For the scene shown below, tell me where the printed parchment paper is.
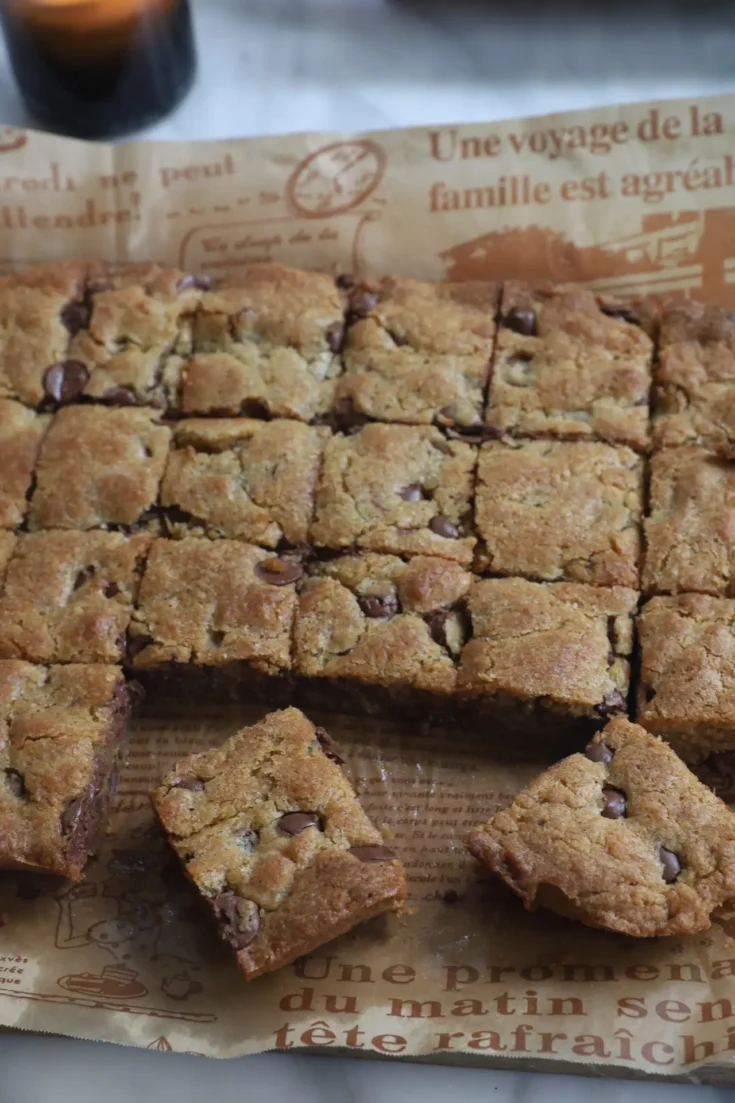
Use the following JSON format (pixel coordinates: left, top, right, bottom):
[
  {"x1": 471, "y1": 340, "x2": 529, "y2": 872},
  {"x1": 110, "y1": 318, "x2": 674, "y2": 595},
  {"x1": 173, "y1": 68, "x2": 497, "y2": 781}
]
[{"x1": 1, "y1": 92, "x2": 735, "y2": 1082}]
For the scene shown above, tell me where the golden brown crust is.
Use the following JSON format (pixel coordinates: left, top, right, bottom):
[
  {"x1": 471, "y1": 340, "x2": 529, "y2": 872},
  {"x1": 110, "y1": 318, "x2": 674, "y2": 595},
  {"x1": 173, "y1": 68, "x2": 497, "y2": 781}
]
[
  {"x1": 294, "y1": 553, "x2": 471, "y2": 692},
  {"x1": 474, "y1": 439, "x2": 643, "y2": 587},
  {"x1": 311, "y1": 423, "x2": 477, "y2": 563},
  {"x1": 459, "y1": 578, "x2": 636, "y2": 714},
  {"x1": 180, "y1": 264, "x2": 346, "y2": 420},
  {"x1": 467, "y1": 718, "x2": 735, "y2": 937},
  {"x1": 151, "y1": 707, "x2": 406, "y2": 980},
  {"x1": 0, "y1": 531, "x2": 151, "y2": 664},
  {"x1": 129, "y1": 538, "x2": 297, "y2": 672},
  {"x1": 0, "y1": 661, "x2": 130, "y2": 879},
  {"x1": 0, "y1": 400, "x2": 50, "y2": 528},
  {"x1": 637, "y1": 594, "x2": 735, "y2": 760},
  {"x1": 486, "y1": 282, "x2": 653, "y2": 451},
  {"x1": 161, "y1": 419, "x2": 329, "y2": 545},
  {"x1": 643, "y1": 447, "x2": 735, "y2": 596},
  {"x1": 27, "y1": 406, "x2": 170, "y2": 531},
  {"x1": 653, "y1": 300, "x2": 735, "y2": 455}
]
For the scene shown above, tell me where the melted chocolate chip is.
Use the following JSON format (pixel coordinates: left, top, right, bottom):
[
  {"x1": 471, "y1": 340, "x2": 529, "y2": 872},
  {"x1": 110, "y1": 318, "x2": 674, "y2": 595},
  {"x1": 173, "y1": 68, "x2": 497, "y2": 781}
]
[
  {"x1": 429, "y1": 515, "x2": 459, "y2": 539},
  {"x1": 336, "y1": 273, "x2": 356, "y2": 291},
  {"x1": 278, "y1": 811, "x2": 322, "y2": 836},
  {"x1": 398, "y1": 484, "x2": 423, "y2": 502},
  {"x1": 585, "y1": 741, "x2": 614, "y2": 764},
  {"x1": 349, "y1": 845, "x2": 397, "y2": 862},
  {"x1": 43, "y1": 360, "x2": 89, "y2": 404},
  {"x1": 212, "y1": 892, "x2": 261, "y2": 949},
  {"x1": 104, "y1": 581, "x2": 121, "y2": 598},
  {"x1": 425, "y1": 609, "x2": 450, "y2": 648},
  {"x1": 73, "y1": 565, "x2": 96, "y2": 590},
  {"x1": 334, "y1": 397, "x2": 370, "y2": 434},
  {"x1": 4, "y1": 767, "x2": 26, "y2": 798},
  {"x1": 659, "y1": 846, "x2": 681, "y2": 884},
  {"x1": 173, "y1": 777, "x2": 205, "y2": 792},
  {"x1": 326, "y1": 322, "x2": 345, "y2": 353},
  {"x1": 254, "y1": 557, "x2": 303, "y2": 586},
  {"x1": 504, "y1": 305, "x2": 537, "y2": 336},
  {"x1": 601, "y1": 786, "x2": 627, "y2": 820},
  {"x1": 102, "y1": 385, "x2": 138, "y2": 407},
  {"x1": 177, "y1": 273, "x2": 212, "y2": 292},
  {"x1": 348, "y1": 290, "x2": 378, "y2": 319},
  {"x1": 358, "y1": 593, "x2": 399, "y2": 619},
  {"x1": 315, "y1": 726, "x2": 344, "y2": 765},
  {"x1": 597, "y1": 688, "x2": 626, "y2": 717},
  {"x1": 60, "y1": 299, "x2": 92, "y2": 336},
  {"x1": 600, "y1": 302, "x2": 640, "y2": 326}
]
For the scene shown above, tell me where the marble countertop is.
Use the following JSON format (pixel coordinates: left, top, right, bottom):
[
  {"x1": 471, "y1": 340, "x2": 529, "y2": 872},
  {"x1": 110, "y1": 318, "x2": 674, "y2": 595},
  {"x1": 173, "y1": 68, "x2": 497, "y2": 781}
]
[{"x1": 0, "y1": 1, "x2": 734, "y2": 1099}]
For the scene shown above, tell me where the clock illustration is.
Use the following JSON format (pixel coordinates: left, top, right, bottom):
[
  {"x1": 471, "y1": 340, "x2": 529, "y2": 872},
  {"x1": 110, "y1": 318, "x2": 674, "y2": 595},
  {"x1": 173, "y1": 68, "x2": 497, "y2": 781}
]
[{"x1": 286, "y1": 139, "x2": 386, "y2": 219}]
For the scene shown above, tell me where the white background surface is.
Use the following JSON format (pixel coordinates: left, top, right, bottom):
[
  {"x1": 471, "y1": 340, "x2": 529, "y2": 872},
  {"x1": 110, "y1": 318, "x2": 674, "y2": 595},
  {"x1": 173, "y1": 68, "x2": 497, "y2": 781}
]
[{"x1": 0, "y1": 1, "x2": 735, "y2": 1099}]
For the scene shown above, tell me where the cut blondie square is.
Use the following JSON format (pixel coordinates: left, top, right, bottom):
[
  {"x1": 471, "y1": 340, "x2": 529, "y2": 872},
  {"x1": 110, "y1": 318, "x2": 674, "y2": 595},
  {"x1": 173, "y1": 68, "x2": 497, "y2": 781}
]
[
  {"x1": 652, "y1": 300, "x2": 735, "y2": 455},
  {"x1": 637, "y1": 593, "x2": 735, "y2": 761},
  {"x1": 457, "y1": 578, "x2": 637, "y2": 752},
  {"x1": 177, "y1": 264, "x2": 347, "y2": 421},
  {"x1": 311, "y1": 422, "x2": 477, "y2": 563},
  {"x1": 467, "y1": 719, "x2": 735, "y2": 937},
  {"x1": 0, "y1": 661, "x2": 133, "y2": 879},
  {"x1": 335, "y1": 276, "x2": 498, "y2": 431},
  {"x1": 294, "y1": 552, "x2": 471, "y2": 714},
  {"x1": 0, "y1": 531, "x2": 151, "y2": 664},
  {"x1": 474, "y1": 439, "x2": 643, "y2": 587},
  {"x1": 160, "y1": 418, "x2": 329, "y2": 546},
  {"x1": 0, "y1": 400, "x2": 51, "y2": 528},
  {"x1": 150, "y1": 707, "x2": 406, "y2": 981},
  {"x1": 485, "y1": 282, "x2": 653, "y2": 451}
]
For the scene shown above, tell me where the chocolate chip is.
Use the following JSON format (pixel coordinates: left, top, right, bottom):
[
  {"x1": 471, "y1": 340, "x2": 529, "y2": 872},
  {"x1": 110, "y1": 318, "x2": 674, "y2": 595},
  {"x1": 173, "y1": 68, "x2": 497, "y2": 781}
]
[
  {"x1": 43, "y1": 360, "x2": 89, "y2": 404},
  {"x1": 600, "y1": 303, "x2": 640, "y2": 326},
  {"x1": 104, "y1": 581, "x2": 121, "y2": 598},
  {"x1": 73, "y1": 565, "x2": 96, "y2": 590},
  {"x1": 177, "y1": 273, "x2": 212, "y2": 292},
  {"x1": 358, "y1": 593, "x2": 399, "y2": 619},
  {"x1": 398, "y1": 484, "x2": 422, "y2": 502},
  {"x1": 212, "y1": 892, "x2": 260, "y2": 950},
  {"x1": 60, "y1": 798, "x2": 83, "y2": 836},
  {"x1": 254, "y1": 557, "x2": 303, "y2": 586},
  {"x1": 349, "y1": 845, "x2": 397, "y2": 862},
  {"x1": 315, "y1": 727, "x2": 344, "y2": 765},
  {"x1": 173, "y1": 777, "x2": 204, "y2": 792},
  {"x1": 585, "y1": 741, "x2": 614, "y2": 764},
  {"x1": 659, "y1": 846, "x2": 681, "y2": 884},
  {"x1": 348, "y1": 290, "x2": 378, "y2": 319},
  {"x1": 278, "y1": 811, "x2": 322, "y2": 836},
  {"x1": 237, "y1": 828, "x2": 258, "y2": 852},
  {"x1": 336, "y1": 273, "x2": 356, "y2": 291},
  {"x1": 597, "y1": 688, "x2": 626, "y2": 717},
  {"x1": 426, "y1": 609, "x2": 450, "y2": 648},
  {"x1": 429, "y1": 515, "x2": 459, "y2": 539},
  {"x1": 60, "y1": 299, "x2": 91, "y2": 336},
  {"x1": 334, "y1": 397, "x2": 370, "y2": 434},
  {"x1": 326, "y1": 322, "x2": 345, "y2": 353},
  {"x1": 4, "y1": 767, "x2": 26, "y2": 798},
  {"x1": 601, "y1": 786, "x2": 627, "y2": 820},
  {"x1": 504, "y1": 306, "x2": 537, "y2": 336},
  {"x1": 102, "y1": 385, "x2": 138, "y2": 407}
]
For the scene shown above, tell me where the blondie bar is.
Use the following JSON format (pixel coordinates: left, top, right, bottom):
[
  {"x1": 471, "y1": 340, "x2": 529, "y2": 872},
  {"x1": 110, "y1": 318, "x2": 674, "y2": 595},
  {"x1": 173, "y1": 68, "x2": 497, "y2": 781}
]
[
  {"x1": 485, "y1": 282, "x2": 653, "y2": 451},
  {"x1": 652, "y1": 300, "x2": 735, "y2": 455},
  {"x1": 457, "y1": 578, "x2": 637, "y2": 751},
  {"x1": 160, "y1": 418, "x2": 329, "y2": 546},
  {"x1": 0, "y1": 531, "x2": 151, "y2": 664},
  {"x1": 643, "y1": 446, "x2": 735, "y2": 596},
  {"x1": 474, "y1": 439, "x2": 643, "y2": 587},
  {"x1": 0, "y1": 400, "x2": 50, "y2": 528},
  {"x1": 0, "y1": 661, "x2": 133, "y2": 879},
  {"x1": 177, "y1": 264, "x2": 347, "y2": 421},
  {"x1": 467, "y1": 718, "x2": 735, "y2": 937},
  {"x1": 637, "y1": 593, "x2": 735, "y2": 761},
  {"x1": 311, "y1": 422, "x2": 477, "y2": 563},
  {"x1": 27, "y1": 406, "x2": 170, "y2": 531},
  {"x1": 335, "y1": 276, "x2": 498, "y2": 430},
  {"x1": 150, "y1": 707, "x2": 406, "y2": 980}
]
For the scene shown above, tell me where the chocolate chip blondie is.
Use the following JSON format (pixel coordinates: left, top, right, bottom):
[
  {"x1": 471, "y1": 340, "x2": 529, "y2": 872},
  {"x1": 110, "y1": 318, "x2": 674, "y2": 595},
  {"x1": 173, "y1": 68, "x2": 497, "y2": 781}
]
[
  {"x1": 458, "y1": 578, "x2": 637, "y2": 751},
  {"x1": 150, "y1": 707, "x2": 406, "y2": 980},
  {"x1": 0, "y1": 531, "x2": 151, "y2": 664},
  {"x1": 0, "y1": 660, "x2": 133, "y2": 879},
  {"x1": 485, "y1": 282, "x2": 653, "y2": 451},
  {"x1": 652, "y1": 300, "x2": 735, "y2": 455},
  {"x1": 311, "y1": 422, "x2": 477, "y2": 563},
  {"x1": 160, "y1": 418, "x2": 329, "y2": 546},
  {"x1": 467, "y1": 718, "x2": 735, "y2": 937},
  {"x1": 474, "y1": 439, "x2": 643, "y2": 587},
  {"x1": 0, "y1": 400, "x2": 50, "y2": 528},
  {"x1": 335, "y1": 276, "x2": 498, "y2": 430},
  {"x1": 177, "y1": 264, "x2": 347, "y2": 421},
  {"x1": 637, "y1": 593, "x2": 735, "y2": 762}
]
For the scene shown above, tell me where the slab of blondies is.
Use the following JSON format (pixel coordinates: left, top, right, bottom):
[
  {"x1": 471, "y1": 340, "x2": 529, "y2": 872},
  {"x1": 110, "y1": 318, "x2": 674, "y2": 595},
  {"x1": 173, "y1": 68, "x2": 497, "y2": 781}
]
[{"x1": 150, "y1": 707, "x2": 406, "y2": 980}]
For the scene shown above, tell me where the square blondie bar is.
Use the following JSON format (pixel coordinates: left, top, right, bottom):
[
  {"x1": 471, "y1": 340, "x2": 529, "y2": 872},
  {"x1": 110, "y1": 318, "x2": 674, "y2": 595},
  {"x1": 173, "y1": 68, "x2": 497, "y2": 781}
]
[
  {"x1": 0, "y1": 400, "x2": 50, "y2": 528},
  {"x1": 151, "y1": 708, "x2": 406, "y2": 980}
]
